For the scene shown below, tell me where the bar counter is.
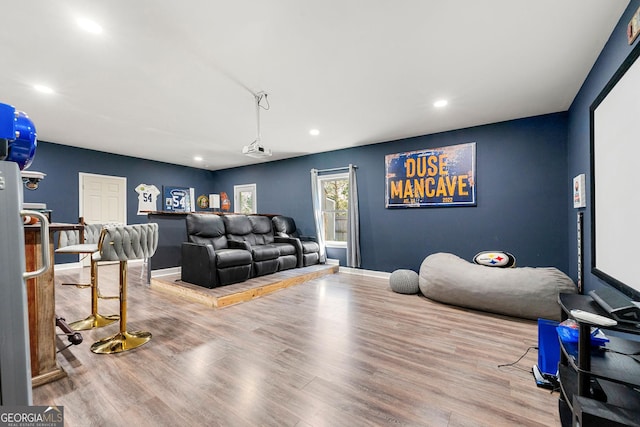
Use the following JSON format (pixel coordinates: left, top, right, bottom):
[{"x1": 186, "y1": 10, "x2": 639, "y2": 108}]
[{"x1": 24, "y1": 222, "x2": 82, "y2": 387}]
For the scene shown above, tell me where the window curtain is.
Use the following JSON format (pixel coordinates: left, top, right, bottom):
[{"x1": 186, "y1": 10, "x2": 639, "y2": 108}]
[
  {"x1": 310, "y1": 169, "x2": 327, "y2": 262},
  {"x1": 347, "y1": 164, "x2": 361, "y2": 268}
]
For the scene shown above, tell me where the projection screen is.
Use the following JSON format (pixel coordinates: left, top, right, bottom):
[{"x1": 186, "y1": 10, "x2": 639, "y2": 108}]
[{"x1": 591, "y1": 41, "x2": 640, "y2": 297}]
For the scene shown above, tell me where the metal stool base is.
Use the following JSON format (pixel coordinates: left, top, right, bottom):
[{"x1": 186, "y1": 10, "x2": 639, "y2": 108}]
[
  {"x1": 90, "y1": 330, "x2": 152, "y2": 354},
  {"x1": 68, "y1": 313, "x2": 119, "y2": 331}
]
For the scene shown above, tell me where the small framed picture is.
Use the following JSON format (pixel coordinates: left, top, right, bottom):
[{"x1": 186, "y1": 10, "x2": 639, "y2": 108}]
[
  {"x1": 573, "y1": 174, "x2": 586, "y2": 209},
  {"x1": 196, "y1": 194, "x2": 209, "y2": 209},
  {"x1": 628, "y1": 6, "x2": 640, "y2": 45},
  {"x1": 209, "y1": 193, "x2": 221, "y2": 210}
]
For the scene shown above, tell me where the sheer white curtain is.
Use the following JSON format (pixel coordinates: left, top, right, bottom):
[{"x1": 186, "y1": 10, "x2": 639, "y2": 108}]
[
  {"x1": 310, "y1": 169, "x2": 326, "y2": 262},
  {"x1": 347, "y1": 164, "x2": 361, "y2": 268},
  {"x1": 310, "y1": 165, "x2": 360, "y2": 267}
]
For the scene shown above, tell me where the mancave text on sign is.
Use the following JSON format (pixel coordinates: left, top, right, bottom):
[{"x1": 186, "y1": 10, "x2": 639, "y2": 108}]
[{"x1": 385, "y1": 142, "x2": 476, "y2": 208}]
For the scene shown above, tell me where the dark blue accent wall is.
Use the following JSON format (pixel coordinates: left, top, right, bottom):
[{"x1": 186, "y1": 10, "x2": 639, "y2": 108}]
[
  {"x1": 25, "y1": 117, "x2": 570, "y2": 274},
  {"x1": 567, "y1": 0, "x2": 640, "y2": 295},
  {"x1": 23, "y1": 141, "x2": 216, "y2": 263},
  {"x1": 20, "y1": 2, "x2": 639, "y2": 279},
  {"x1": 212, "y1": 112, "x2": 569, "y2": 273},
  {"x1": 15, "y1": 4, "x2": 638, "y2": 283}
]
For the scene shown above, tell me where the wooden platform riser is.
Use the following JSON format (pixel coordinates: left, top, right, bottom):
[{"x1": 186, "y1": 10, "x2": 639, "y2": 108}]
[{"x1": 150, "y1": 265, "x2": 339, "y2": 309}]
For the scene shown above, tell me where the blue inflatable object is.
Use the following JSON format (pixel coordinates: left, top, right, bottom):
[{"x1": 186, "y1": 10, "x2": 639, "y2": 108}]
[
  {"x1": 0, "y1": 103, "x2": 15, "y2": 140},
  {"x1": 11, "y1": 111, "x2": 38, "y2": 170},
  {"x1": 0, "y1": 102, "x2": 37, "y2": 170}
]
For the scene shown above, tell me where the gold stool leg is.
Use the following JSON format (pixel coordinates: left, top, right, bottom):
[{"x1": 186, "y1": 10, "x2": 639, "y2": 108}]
[
  {"x1": 91, "y1": 261, "x2": 152, "y2": 354},
  {"x1": 69, "y1": 259, "x2": 119, "y2": 331}
]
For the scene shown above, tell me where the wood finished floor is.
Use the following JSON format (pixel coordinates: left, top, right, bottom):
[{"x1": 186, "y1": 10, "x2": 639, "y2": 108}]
[{"x1": 34, "y1": 264, "x2": 560, "y2": 426}]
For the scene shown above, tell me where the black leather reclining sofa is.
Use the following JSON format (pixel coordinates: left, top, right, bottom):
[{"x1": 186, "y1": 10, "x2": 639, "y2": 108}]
[
  {"x1": 181, "y1": 213, "x2": 320, "y2": 289},
  {"x1": 272, "y1": 215, "x2": 322, "y2": 267},
  {"x1": 223, "y1": 214, "x2": 299, "y2": 276}
]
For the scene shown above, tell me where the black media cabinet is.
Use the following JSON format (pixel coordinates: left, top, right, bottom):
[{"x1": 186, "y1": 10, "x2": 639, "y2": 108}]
[{"x1": 557, "y1": 293, "x2": 640, "y2": 426}]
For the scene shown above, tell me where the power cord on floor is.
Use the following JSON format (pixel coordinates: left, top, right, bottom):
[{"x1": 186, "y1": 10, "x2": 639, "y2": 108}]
[
  {"x1": 497, "y1": 345, "x2": 538, "y2": 372},
  {"x1": 498, "y1": 345, "x2": 560, "y2": 393}
]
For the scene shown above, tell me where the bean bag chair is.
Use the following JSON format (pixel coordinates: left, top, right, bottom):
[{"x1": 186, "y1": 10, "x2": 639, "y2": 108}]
[{"x1": 419, "y1": 252, "x2": 577, "y2": 321}]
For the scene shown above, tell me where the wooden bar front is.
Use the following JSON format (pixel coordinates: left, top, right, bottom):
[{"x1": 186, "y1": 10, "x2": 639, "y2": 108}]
[{"x1": 24, "y1": 222, "x2": 81, "y2": 387}]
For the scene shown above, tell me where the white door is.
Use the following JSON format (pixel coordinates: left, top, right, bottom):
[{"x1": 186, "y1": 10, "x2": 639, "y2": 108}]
[
  {"x1": 79, "y1": 173, "x2": 127, "y2": 265},
  {"x1": 80, "y1": 173, "x2": 127, "y2": 224}
]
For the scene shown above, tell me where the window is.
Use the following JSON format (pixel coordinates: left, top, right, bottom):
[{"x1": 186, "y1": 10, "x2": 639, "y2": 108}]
[
  {"x1": 234, "y1": 184, "x2": 257, "y2": 214},
  {"x1": 318, "y1": 173, "x2": 349, "y2": 247}
]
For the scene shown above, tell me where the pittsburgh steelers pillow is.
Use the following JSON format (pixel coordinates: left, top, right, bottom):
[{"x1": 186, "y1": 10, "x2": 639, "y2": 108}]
[{"x1": 473, "y1": 251, "x2": 516, "y2": 268}]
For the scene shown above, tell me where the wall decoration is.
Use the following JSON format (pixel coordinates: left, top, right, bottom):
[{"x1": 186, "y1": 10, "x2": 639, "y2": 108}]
[
  {"x1": 573, "y1": 174, "x2": 586, "y2": 208},
  {"x1": 196, "y1": 194, "x2": 209, "y2": 209},
  {"x1": 135, "y1": 183, "x2": 160, "y2": 215},
  {"x1": 163, "y1": 186, "x2": 192, "y2": 212},
  {"x1": 628, "y1": 5, "x2": 640, "y2": 45},
  {"x1": 220, "y1": 191, "x2": 231, "y2": 211},
  {"x1": 209, "y1": 193, "x2": 221, "y2": 210},
  {"x1": 385, "y1": 142, "x2": 476, "y2": 208}
]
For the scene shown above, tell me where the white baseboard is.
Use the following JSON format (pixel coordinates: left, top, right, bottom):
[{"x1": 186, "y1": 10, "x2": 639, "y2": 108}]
[
  {"x1": 151, "y1": 266, "x2": 181, "y2": 278},
  {"x1": 324, "y1": 258, "x2": 390, "y2": 280},
  {"x1": 55, "y1": 259, "x2": 144, "y2": 271},
  {"x1": 54, "y1": 261, "x2": 83, "y2": 271},
  {"x1": 338, "y1": 266, "x2": 391, "y2": 280}
]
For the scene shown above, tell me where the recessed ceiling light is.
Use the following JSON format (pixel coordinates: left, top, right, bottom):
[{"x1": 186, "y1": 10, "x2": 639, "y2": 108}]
[
  {"x1": 77, "y1": 17, "x2": 103, "y2": 34},
  {"x1": 194, "y1": 156, "x2": 203, "y2": 162},
  {"x1": 33, "y1": 84, "x2": 54, "y2": 94},
  {"x1": 309, "y1": 129, "x2": 320, "y2": 136},
  {"x1": 434, "y1": 99, "x2": 448, "y2": 108}
]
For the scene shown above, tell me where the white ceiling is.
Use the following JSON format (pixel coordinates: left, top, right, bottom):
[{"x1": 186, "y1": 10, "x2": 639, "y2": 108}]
[{"x1": 1, "y1": 1, "x2": 630, "y2": 170}]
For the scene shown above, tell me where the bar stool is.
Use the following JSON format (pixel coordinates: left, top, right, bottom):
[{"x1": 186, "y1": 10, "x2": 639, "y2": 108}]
[
  {"x1": 56, "y1": 220, "x2": 119, "y2": 330},
  {"x1": 90, "y1": 223, "x2": 158, "y2": 354}
]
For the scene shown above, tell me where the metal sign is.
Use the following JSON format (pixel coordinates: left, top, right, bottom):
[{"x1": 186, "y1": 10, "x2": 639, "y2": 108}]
[{"x1": 385, "y1": 142, "x2": 476, "y2": 208}]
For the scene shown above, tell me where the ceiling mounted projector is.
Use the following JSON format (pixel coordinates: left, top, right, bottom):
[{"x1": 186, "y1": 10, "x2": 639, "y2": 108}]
[
  {"x1": 242, "y1": 92, "x2": 272, "y2": 158},
  {"x1": 242, "y1": 142, "x2": 272, "y2": 158}
]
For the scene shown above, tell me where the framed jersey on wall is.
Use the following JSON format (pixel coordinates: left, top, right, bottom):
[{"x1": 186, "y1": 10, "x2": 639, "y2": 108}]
[
  {"x1": 163, "y1": 185, "x2": 193, "y2": 212},
  {"x1": 135, "y1": 183, "x2": 160, "y2": 215}
]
